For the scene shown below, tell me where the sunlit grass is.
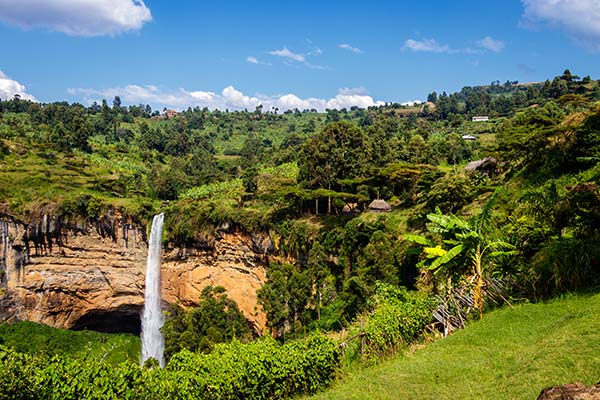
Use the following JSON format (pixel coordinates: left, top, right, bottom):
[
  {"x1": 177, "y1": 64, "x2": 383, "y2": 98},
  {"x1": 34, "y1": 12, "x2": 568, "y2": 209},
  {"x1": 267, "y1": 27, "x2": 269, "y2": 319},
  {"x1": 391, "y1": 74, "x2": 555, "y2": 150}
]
[{"x1": 310, "y1": 293, "x2": 600, "y2": 400}]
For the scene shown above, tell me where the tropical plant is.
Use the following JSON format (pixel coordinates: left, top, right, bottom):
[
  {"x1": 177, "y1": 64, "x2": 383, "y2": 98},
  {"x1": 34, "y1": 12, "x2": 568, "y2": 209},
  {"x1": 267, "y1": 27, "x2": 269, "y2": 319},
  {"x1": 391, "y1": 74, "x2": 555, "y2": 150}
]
[{"x1": 405, "y1": 192, "x2": 516, "y2": 319}]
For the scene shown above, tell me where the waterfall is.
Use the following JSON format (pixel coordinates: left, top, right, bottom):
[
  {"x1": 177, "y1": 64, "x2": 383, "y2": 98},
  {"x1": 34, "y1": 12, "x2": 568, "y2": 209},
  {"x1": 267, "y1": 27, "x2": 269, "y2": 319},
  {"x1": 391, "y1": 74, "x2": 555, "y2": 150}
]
[{"x1": 141, "y1": 213, "x2": 165, "y2": 367}]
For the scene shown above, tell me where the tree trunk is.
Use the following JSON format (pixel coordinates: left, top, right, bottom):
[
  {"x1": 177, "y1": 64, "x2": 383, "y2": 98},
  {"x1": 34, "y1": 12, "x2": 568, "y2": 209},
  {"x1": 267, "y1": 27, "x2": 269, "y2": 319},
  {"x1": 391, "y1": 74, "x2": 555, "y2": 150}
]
[
  {"x1": 327, "y1": 183, "x2": 332, "y2": 214},
  {"x1": 473, "y1": 244, "x2": 484, "y2": 319}
]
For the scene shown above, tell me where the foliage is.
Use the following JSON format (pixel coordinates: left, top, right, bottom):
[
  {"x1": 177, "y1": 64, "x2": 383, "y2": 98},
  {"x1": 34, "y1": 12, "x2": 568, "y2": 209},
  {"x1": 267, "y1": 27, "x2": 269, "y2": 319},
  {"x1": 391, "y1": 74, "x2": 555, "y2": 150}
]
[
  {"x1": 257, "y1": 263, "x2": 313, "y2": 338},
  {"x1": 0, "y1": 321, "x2": 140, "y2": 365},
  {"x1": 0, "y1": 332, "x2": 340, "y2": 400},
  {"x1": 362, "y1": 283, "x2": 436, "y2": 358},
  {"x1": 162, "y1": 286, "x2": 254, "y2": 362},
  {"x1": 298, "y1": 121, "x2": 372, "y2": 192},
  {"x1": 406, "y1": 193, "x2": 517, "y2": 317},
  {"x1": 311, "y1": 293, "x2": 600, "y2": 400}
]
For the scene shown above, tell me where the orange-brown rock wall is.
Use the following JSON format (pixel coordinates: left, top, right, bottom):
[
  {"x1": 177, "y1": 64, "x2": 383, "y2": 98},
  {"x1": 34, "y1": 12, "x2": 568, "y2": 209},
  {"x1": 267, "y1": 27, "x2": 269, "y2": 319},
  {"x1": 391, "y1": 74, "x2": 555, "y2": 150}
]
[{"x1": 0, "y1": 215, "x2": 268, "y2": 333}]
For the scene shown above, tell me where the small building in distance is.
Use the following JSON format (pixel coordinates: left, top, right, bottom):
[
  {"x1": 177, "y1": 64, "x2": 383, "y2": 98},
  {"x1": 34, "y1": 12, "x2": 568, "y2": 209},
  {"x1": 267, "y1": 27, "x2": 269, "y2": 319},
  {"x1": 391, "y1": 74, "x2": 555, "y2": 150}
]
[
  {"x1": 368, "y1": 199, "x2": 392, "y2": 213},
  {"x1": 462, "y1": 134, "x2": 477, "y2": 141},
  {"x1": 165, "y1": 109, "x2": 178, "y2": 119},
  {"x1": 472, "y1": 116, "x2": 489, "y2": 122},
  {"x1": 465, "y1": 157, "x2": 500, "y2": 176}
]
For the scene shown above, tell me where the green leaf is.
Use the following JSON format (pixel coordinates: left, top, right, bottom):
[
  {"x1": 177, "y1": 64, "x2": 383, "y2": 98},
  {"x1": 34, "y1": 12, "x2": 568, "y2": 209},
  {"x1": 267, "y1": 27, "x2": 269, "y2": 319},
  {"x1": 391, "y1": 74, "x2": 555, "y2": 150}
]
[
  {"x1": 404, "y1": 234, "x2": 433, "y2": 246},
  {"x1": 429, "y1": 244, "x2": 464, "y2": 272},
  {"x1": 423, "y1": 246, "x2": 447, "y2": 257}
]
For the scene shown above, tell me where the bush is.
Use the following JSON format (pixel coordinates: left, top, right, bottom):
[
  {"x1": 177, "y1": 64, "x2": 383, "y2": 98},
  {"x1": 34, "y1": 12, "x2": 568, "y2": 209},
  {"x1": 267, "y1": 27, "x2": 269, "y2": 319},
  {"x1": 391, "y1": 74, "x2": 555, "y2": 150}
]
[
  {"x1": 363, "y1": 283, "x2": 436, "y2": 358},
  {"x1": 0, "y1": 332, "x2": 340, "y2": 400}
]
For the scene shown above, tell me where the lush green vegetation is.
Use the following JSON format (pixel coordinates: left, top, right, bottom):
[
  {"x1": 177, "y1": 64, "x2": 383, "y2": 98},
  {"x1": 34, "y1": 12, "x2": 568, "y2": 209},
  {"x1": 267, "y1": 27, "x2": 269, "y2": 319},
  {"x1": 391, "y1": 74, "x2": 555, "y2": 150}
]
[
  {"x1": 1, "y1": 69, "x2": 599, "y2": 397},
  {"x1": 0, "y1": 333, "x2": 339, "y2": 399},
  {"x1": 310, "y1": 293, "x2": 600, "y2": 400},
  {"x1": 0, "y1": 321, "x2": 140, "y2": 365},
  {"x1": 161, "y1": 286, "x2": 255, "y2": 362}
]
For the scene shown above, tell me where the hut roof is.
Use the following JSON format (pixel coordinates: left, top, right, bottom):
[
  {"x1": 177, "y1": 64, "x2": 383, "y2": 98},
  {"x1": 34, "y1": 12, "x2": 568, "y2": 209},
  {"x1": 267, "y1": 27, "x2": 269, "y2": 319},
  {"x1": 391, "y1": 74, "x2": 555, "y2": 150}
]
[
  {"x1": 465, "y1": 157, "x2": 498, "y2": 171},
  {"x1": 368, "y1": 199, "x2": 392, "y2": 212},
  {"x1": 465, "y1": 159, "x2": 484, "y2": 171}
]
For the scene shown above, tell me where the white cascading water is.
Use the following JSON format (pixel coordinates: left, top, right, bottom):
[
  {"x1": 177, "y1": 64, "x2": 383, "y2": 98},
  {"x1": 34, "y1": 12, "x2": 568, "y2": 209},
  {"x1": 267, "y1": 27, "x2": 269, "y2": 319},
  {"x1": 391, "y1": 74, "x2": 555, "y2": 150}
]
[{"x1": 141, "y1": 213, "x2": 165, "y2": 367}]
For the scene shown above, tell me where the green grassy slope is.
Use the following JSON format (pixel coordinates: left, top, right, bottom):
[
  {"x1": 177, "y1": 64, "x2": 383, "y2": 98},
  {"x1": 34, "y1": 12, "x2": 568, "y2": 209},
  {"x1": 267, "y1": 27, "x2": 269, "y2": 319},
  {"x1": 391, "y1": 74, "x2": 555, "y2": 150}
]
[
  {"x1": 0, "y1": 321, "x2": 140, "y2": 365},
  {"x1": 311, "y1": 293, "x2": 600, "y2": 400}
]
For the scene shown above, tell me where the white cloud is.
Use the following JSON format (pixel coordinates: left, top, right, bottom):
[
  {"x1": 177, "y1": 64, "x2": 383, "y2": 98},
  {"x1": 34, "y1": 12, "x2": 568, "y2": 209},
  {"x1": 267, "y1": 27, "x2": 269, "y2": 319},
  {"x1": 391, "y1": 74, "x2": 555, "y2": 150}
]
[
  {"x1": 522, "y1": 0, "x2": 600, "y2": 50},
  {"x1": 404, "y1": 37, "x2": 506, "y2": 54},
  {"x1": 266, "y1": 46, "x2": 328, "y2": 69},
  {"x1": 338, "y1": 43, "x2": 363, "y2": 53},
  {"x1": 403, "y1": 38, "x2": 450, "y2": 53},
  {"x1": 477, "y1": 36, "x2": 506, "y2": 52},
  {"x1": 338, "y1": 87, "x2": 369, "y2": 96},
  {"x1": 0, "y1": 0, "x2": 152, "y2": 36},
  {"x1": 69, "y1": 84, "x2": 386, "y2": 112},
  {"x1": 246, "y1": 56, "x2": 271, "y2": 66},
  {"x1": 0, "y1": 70, "x2": 37, "y2": 101},
  {"x1": 268, "y1": 47, "x2": 306, "y2": 62}
]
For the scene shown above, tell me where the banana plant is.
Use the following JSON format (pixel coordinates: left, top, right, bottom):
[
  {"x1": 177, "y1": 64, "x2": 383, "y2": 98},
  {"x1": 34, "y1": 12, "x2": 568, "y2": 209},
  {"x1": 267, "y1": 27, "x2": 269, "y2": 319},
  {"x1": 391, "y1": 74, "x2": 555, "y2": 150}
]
[{"x1": 405, "y1": 191, "x2": 517, "y2": 317}]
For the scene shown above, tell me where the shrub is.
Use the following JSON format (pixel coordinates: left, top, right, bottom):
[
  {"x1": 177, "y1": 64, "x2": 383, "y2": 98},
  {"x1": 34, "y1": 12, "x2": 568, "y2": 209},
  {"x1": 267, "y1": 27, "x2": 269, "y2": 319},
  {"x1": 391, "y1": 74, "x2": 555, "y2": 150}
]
[
  {"x1": 0, "y1": 332, "x2": 340, "y2": 400},
  {"x1": 363, "y1": 282, "x2": 436, "y2": 358}
]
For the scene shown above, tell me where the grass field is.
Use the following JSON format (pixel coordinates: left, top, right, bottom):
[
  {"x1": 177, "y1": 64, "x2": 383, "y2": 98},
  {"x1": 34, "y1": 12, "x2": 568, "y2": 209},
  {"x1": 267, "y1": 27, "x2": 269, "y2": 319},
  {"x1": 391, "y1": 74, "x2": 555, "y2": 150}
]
[{"x1": 311, "y1": 293, "x2": 600, "y2": 400}]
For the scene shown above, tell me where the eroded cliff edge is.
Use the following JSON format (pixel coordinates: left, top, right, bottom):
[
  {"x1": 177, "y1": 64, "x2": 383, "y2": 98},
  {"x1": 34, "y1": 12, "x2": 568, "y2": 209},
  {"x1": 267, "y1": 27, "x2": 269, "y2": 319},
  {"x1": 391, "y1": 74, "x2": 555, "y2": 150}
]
[{"x1": 0, "y1": 212, "x2": 269, "y2": 334}]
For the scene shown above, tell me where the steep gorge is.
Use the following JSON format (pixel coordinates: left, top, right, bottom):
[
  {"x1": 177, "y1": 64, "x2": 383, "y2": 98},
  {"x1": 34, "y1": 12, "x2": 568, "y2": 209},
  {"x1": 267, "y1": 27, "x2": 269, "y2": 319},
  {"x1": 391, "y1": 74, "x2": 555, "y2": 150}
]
[{"x1": 0, "y1": 212, "x2": 269, "y2": 334}]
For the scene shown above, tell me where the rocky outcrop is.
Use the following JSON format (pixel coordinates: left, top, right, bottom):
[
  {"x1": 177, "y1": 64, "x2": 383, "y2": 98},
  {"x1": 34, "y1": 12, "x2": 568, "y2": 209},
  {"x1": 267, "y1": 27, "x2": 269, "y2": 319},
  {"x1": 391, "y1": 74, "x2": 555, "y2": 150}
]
[
  {"x1": 538, "y1": 382, "x2": 600, "y2": 400},
  {"x1": 0, "y1": 213, "x2": 269, "y2": 334},
  {"x1": 162, "y1": 231, "x2": 270, "y2": 333}
]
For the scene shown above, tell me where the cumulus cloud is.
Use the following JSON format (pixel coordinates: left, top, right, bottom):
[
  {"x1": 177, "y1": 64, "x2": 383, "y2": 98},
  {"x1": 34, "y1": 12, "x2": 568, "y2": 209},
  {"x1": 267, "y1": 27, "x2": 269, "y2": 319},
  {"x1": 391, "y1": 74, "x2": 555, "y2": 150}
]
[
  {"x1": 338, "y1": 43, "x2": 363, "y2": 53},
  {"x1": 522, "y1": 0, "x2": 600, "y2": 50},
  {"x1": 403, "y1": 38, "x2": 451, "y2": 53},
  {"x1": 0, "y1": 70, "x2": 37, "y2": 101},
  {"x1": 68, "y1": 84, "x2": 386, "y2": 112},
  {"x1": 0, "y1": 0, "x2": 152, "y2": 36},
  {"x1": 477, "y1": 36, "x2": 506, "y2": 52}
]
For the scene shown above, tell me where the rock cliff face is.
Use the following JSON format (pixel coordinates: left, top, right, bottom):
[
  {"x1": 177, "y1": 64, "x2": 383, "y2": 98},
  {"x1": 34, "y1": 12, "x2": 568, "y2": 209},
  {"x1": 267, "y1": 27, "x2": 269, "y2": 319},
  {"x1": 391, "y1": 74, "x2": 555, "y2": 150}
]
[{"x1": 0, "y1": 213, "x2": 269, "y2": 334}]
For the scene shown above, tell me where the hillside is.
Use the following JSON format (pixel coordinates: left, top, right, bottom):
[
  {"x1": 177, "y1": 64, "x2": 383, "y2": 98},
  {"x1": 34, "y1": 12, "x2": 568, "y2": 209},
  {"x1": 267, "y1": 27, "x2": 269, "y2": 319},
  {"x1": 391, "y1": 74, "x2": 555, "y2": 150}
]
[
  {"x1": 311, "y1": 293, "x2": 600, "y2": 400},
  {"x1": 0, "y1": 70, "x2": 599, "y2": 399}
]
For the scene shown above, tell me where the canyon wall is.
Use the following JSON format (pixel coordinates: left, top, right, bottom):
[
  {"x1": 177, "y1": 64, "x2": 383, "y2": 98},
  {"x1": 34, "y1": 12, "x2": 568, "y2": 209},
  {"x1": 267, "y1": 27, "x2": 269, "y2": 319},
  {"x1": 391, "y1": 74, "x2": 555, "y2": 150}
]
[{"x1": 0, "y1": 213, "x2": 269, "y2": 334}]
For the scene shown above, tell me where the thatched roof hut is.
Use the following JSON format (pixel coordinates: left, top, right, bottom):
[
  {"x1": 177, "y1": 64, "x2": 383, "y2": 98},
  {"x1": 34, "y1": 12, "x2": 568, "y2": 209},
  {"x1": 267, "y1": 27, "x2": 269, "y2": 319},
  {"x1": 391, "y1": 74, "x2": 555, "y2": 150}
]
[
  {"x1": 465, "y1": 157, "x2": 499, "y2": 176},
  {"x1": 368, "y1": 199, "x2": 392, "y2": 212}
]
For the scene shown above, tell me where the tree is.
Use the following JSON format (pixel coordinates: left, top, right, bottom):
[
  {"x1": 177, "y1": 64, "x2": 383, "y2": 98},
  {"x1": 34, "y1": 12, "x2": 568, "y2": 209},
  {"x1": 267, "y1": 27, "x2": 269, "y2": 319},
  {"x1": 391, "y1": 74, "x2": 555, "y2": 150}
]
[
  {"x1": 112, "y1": 95, "x2": 122, "y2": 111},
  {"x1": 406, "y1": 134, "x2": 427, "y2": 164},
  {"x1": 560, "y1": 69, "x2": 579, "y2": 82},
  {"x1": 299, "y1": 121, "x2": 373, "y2": 213},
  {"x1": 161, "y1": 286, "x2": 253, "y2": 361},
  {"x1": 257, "y1": 263, "x2": 312, "y2": 338}
]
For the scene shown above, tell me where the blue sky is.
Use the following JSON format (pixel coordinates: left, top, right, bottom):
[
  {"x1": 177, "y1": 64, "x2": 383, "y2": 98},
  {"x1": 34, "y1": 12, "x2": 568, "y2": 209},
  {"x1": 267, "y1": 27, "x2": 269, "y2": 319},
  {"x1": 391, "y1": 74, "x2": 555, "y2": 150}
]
[{"x1": 1, "y1": 0, "x2": 600, "y2": 111}]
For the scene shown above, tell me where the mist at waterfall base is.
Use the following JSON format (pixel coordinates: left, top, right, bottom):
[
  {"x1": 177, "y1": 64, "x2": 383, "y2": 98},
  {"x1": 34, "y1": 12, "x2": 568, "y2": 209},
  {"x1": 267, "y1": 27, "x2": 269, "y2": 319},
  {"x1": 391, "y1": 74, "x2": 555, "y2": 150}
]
[{"x1": 141, "y1": 213, "x2": 165, "y2": 368}]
